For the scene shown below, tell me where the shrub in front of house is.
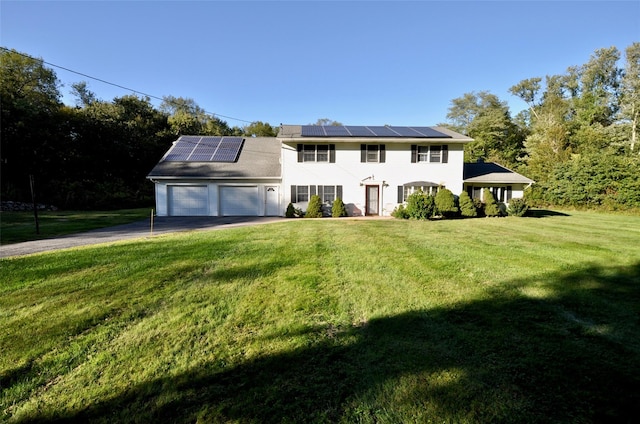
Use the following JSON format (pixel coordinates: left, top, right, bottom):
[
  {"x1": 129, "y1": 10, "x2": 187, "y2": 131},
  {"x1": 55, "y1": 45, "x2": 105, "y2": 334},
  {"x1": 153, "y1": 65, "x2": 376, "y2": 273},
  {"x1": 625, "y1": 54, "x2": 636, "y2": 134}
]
[
  {"x1": 305, "y1": 195, "x2": 323, "y2": 218},
  {"x1": 285, "y1": 202, "x2": 296, "y2": 218},
  {"x1": 458, "y1": 191, "x2": 477, "y2": 218},
  {"x1": 332, "y1": 197, "x2": 347, "y2": 217},
  {"x1": 405, "y1": 190, "x2": 435, "y2": 220},
  {"x1": 473, "y1": 198, "x2": 485, "y2": 217},
  {"x1": 391, "y1": 204, "x2": 409, "y2": 219},
  {"x1": 483, "y1": 188, "x2": 502, "y2": 217},
  {"x1": 435, "y1": 188, "x2": 459, "y2": 218},
  {"x1": 507, "y1": 198, "x2": 529, "y2": 217}
]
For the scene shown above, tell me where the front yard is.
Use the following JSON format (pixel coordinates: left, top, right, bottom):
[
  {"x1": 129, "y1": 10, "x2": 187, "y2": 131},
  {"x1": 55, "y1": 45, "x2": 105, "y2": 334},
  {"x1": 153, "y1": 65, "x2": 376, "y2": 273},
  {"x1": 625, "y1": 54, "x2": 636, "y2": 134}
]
[{"x1": 1, "y1": 211, "x2": 639, "y2": 422}]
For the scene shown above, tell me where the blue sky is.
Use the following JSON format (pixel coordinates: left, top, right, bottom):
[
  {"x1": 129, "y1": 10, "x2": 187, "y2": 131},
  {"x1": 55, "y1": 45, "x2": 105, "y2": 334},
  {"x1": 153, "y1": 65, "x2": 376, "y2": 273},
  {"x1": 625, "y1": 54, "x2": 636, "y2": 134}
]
[{"x1": 2, "y1": 1, "x2": 639, "y2": 127}]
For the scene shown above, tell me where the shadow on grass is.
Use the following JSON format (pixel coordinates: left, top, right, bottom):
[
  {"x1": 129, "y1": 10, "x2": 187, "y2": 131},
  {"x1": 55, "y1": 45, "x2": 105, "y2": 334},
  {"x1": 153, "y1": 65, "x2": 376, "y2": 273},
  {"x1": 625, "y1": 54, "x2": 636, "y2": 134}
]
[
  {"x1": 527, "y1": 209, "x2": 571, "y2": 218},
  {"x1": 21, "y1": 263, "x2": 640, "y2": 423}
]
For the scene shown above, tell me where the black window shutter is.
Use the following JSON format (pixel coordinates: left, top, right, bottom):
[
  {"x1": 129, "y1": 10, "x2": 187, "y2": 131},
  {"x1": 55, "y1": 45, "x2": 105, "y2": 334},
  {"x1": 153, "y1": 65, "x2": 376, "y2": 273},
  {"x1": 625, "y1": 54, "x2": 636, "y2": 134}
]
[
  {"x1": 291, "y1": 185, "x2": 297, "y2": 203},
  {"x1": 411, "y1": 145, "x2": 417, "y2": 163},
  {"x1": 361, "y1": 144, "x2": 366, "y2": 162},
  {"x1": 317, "y1": 185, "x2": 324, "y2": 199},
  {"x1": 329, "y1": 144, "x2": 336, "y2": 163},
  {"x1": 380, "y1": 144, "x2": 386, "y2": 163},
  {"x1": 337, "y1": 185, "x2": 343, "y2": 199},
  {"x1": 507, "y1": 186, "x2": 512, "y2": 201},
  {"x1": 442, "y1": 145, "x2": 448, "y2": 163},
  {"x1": 297, "y1": 144, "x2": 303, "y2": 162},
  {"x1": 310, "y1": 185, "x2": 317, "y2": 197},
  {"x1": 398, "y1": 186, "x2": 404, "y2": 203}
]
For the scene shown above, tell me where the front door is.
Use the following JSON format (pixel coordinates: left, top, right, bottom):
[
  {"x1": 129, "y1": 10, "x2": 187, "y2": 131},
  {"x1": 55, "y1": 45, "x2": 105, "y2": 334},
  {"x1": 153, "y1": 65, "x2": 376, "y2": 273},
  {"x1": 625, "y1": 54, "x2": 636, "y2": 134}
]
[{"x1": 366, "y1": 185, "x2": 379, "y2": 216}]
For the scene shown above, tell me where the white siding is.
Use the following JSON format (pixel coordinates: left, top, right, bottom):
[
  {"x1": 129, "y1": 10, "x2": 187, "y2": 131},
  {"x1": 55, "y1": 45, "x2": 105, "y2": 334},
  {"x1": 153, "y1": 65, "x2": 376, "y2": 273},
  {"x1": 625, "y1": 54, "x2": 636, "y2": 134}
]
[{"x1": 282, "y1": 142, "x2": 466, "y2": 216}]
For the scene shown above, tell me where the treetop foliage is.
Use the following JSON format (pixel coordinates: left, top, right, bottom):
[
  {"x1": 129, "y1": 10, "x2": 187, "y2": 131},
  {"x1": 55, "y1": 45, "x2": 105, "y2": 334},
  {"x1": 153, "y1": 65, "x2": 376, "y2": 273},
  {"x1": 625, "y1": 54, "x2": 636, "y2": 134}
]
[
  {"x1": 2, "y1": 44, "x2": 639, "y2": 211},
  {"x1": 446, "y1": 42, "x2": 640, "y2": 211},
  {"x1": 0, "y1": 48, "x2": 276, "y2": 209}
]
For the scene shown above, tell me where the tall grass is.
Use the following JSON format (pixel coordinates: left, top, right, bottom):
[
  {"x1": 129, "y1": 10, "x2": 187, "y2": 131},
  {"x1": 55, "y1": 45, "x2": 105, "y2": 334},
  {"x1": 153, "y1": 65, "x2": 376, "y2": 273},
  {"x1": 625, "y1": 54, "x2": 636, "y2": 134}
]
[{"x1": 1, "y1": 211, "x2": 639, "y2": 423}]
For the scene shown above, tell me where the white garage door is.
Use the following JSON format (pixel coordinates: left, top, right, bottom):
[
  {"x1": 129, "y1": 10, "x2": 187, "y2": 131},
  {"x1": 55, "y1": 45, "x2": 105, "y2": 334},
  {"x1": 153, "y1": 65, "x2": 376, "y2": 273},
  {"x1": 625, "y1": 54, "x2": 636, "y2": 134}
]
[
  {"x1": 220, "y1": 186, "x2": 259, "y2": 216},
  {"x1": 168, "y1": 185, "x2": 208, "y2": 216}
]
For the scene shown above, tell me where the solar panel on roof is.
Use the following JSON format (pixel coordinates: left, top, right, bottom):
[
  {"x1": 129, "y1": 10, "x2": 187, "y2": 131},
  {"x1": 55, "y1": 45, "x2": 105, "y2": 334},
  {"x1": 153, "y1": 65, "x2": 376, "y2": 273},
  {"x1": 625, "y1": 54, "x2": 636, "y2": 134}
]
[
  {"x1": 389, "y1": 127, "x2": 423, "y2": 137},
  {"x1": 187, "y1": 137, "x2": 222, "y2": 161},
  {"x1": 367, "y1": 126, "x2": 399, "y2": 137},
  {"x1": 164, "y1": 139, "x2": 196, "y2": 160},
  {"x1": 323, "y1": 126, "x2": 351, "y2": 136},
  {"x1": 163, "y1": 136, "x2": 244, "y2": 162},
  {"x1": 297, "y1": 125, "x2": 452, "y2": 138},
  {"x1": 301, "y1": 126, "x2": 326, "y2": 136},
  {"x1": 410, "y1": 127, "x2": 451, "y2": 138},
  {"x1": 189, "y1": 145, "x2": 217, "y2": 161},
  {"x1": 345, "y1": 126, "x2": 376, "y2": 136},
  {"x1": 211, "y1": 137, "x2": 244, "y2": 162}
]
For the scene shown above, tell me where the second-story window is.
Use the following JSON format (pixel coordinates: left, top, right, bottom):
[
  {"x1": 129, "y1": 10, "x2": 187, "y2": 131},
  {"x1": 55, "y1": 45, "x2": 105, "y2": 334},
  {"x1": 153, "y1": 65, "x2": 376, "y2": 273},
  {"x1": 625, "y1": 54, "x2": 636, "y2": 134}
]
[
  {"x1": 360, "y1": 144, "x2": 386, "y2": 163},
  {"x1": 297, "y1": 144, "x2": 335, "y2": 162},
  {"x1": 411, "y1": 145, "x2": 448, "y2": 163}
]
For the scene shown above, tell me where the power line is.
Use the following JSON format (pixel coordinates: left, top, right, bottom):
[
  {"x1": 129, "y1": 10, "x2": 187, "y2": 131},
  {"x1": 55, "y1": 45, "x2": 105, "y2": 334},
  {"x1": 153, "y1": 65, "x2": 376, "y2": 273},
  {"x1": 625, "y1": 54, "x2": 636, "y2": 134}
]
[{"x1": 0, "y1": 47, "x2": 254, "y2": 124}]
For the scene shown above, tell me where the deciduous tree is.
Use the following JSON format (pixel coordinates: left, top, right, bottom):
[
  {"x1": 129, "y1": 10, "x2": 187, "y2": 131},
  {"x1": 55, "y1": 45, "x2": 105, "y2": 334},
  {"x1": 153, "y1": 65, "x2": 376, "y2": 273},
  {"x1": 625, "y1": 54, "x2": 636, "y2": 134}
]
[
  {"x1": 243, "y1": 121, "x2": 277, "y2": 137},
  {"x1": 0, "y1": 48, "x2": 63, "y2": 201},
  {"x1": 620, "y1": 42, "x2": 640, "y2": 152}
]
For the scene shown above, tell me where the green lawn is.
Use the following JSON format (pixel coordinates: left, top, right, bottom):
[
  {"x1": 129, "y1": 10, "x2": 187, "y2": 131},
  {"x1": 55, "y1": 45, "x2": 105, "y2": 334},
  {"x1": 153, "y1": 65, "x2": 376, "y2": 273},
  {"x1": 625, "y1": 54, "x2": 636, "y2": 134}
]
[
  {"x1": 1, "y1": 211, "x2": 639, "y2": 423},
  {"x1": 0, "y1": 208, "x2": 152, "y2": 245}
]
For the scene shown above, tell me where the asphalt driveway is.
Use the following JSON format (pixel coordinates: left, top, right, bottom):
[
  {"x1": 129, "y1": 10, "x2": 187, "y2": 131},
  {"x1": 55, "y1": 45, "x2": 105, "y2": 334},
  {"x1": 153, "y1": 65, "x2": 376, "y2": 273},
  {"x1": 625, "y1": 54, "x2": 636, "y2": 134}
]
[{"x1": 0, "y1": 216, "x2": 284, "y2": 258}]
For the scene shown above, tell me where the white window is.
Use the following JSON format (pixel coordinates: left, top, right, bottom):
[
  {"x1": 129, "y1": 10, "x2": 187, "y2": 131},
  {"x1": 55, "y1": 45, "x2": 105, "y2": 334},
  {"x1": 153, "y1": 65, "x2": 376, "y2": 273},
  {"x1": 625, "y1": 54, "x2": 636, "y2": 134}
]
[
  {"x1": 316, "y1": 145, "x2": 329, "y2": 162},
  {"x1": 303, "y1": 145, "x2": 317, "y2": 162},
  {"x1": 417, "y1": 146, "x2": 429, "y2": 162},
  {"x1": 367, "y1": 145, "x2": 379, "y2": 162},
  {"x1": 430, "y1": 146, "x2": 442, "y2": 163},
  {"x1": 414, "y1": 145, "x2": 448, "y2": 163},
  {"x1": 297, "y1": 186, "x2": 309, "y2": 202},
  {"x1": 322, "y1": 185, "x2": 335, "y2": 204},
  {"x1": 301, "y1": 144, "x2": 331, "y2": 162},
  {"x1": 291, "y1": 185, "x2": 342, "y2": 203},
  {"x1": 361, "y1": 144, "x2": 385, "y2": 163},
  {"x1": 403, "y1": 185, "x2": 440, "y2": 201}
]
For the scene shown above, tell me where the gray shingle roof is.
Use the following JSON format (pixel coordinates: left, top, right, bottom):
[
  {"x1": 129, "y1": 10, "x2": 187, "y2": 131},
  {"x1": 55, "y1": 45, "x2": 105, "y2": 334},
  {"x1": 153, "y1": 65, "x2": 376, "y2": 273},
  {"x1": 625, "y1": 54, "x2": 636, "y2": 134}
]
[
  {"x1": 147, "y1": 137, "x2": 281, "y2": 179},
  {"x1": 463, "y1": 162, "x2": 534, "y2": 184}
]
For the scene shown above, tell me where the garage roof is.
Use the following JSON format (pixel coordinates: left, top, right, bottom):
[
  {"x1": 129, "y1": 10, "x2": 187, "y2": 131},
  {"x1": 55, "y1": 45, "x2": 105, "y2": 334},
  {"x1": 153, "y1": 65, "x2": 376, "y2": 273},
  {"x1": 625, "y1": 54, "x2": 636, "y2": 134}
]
[{"x1": 147, "y1": 137, "x2": 281, "y2": 180}]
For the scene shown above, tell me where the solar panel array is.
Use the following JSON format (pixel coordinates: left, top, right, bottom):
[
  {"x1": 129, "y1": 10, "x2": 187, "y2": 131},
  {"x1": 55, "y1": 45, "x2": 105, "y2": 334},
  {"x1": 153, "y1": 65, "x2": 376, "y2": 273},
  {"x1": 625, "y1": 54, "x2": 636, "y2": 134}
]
[
  {"x1": 164, "y1": 136, "x2": 244, "y2": 162},
  {"x1": 300, "y1": 125, "x2": 452, "y2": 138}
]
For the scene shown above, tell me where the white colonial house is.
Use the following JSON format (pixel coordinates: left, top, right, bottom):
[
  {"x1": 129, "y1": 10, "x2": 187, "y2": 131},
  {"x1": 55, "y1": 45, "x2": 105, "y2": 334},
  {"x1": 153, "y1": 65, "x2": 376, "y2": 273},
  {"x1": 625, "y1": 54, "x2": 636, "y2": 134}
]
[{"x1": 147, "y1": 125, "x2": 533, "y2": 217}]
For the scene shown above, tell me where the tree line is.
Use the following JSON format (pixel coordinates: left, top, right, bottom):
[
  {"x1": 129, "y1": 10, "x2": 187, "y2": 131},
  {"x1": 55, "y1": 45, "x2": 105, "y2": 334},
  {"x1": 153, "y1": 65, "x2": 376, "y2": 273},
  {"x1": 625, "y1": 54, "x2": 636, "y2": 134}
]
[
  {"x1": 0, "y1": 48, "x2": 277, "y2": 209},
  {"x1": 444, "y1": 43, "x2": 640, "y2": 210},
  {"x1": 1, "y1": 44, "x2": 639, "y2": 211}
]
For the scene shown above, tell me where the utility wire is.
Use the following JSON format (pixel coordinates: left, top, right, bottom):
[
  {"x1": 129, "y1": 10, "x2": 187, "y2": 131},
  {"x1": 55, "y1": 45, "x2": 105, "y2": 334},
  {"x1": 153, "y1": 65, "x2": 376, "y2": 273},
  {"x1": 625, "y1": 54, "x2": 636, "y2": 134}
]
[{"x1": 0, "y1": 47, "x2": 254, "y2": 124}]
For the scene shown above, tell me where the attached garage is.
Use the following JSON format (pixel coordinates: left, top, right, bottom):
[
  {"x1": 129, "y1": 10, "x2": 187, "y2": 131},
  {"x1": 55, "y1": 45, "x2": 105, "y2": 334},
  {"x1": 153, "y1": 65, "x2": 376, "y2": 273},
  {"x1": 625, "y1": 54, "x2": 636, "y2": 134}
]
[
  {"x1": 219, "y1": 186, "x2": 259, "y2": 216},
  {"x1": 168, "y1": 185, "x2": 208, "y2": 216},
  {"x1": 147, "y1": 137, "x2": 282, "y2": 217}
]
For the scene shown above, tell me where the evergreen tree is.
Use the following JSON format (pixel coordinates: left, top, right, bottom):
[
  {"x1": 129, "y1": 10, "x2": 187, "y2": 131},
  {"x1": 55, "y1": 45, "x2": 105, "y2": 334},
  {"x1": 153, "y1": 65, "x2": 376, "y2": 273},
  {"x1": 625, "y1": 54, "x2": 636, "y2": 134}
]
[
  {"x1": 331, "y1": 197, "x2": 347, "y2": 217},
  {"x1": 458, "y1": 192, "x2": 477, "y2": 217},
  {"x1": 305, "y1": 195, "x2": 323, "y2": 218},
  {"x1": 434, "y1": 188, "x2": 458, "y2": 217},
  {"x1": 405, "y1": 191, "x2": 435, "y2": 220},
  {"x1": 483, "y1": 189, "x2": 502, "y2": 217}
]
